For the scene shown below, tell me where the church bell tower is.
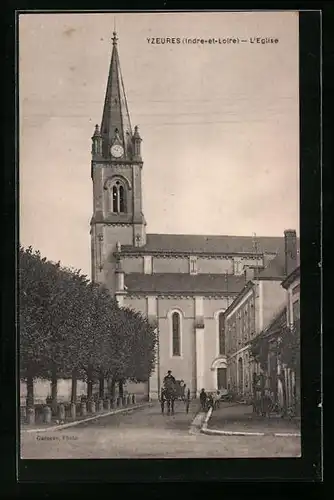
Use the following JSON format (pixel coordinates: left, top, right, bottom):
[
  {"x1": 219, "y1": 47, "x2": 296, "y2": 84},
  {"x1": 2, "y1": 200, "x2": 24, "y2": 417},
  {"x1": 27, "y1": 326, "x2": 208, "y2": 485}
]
[{"x1": 90, "y1": 31, "x2": 146, "y2": 289}]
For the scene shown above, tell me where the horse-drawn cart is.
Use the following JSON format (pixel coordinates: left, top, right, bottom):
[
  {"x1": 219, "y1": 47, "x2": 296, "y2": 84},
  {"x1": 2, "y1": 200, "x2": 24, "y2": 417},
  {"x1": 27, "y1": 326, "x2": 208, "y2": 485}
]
[{"x1": 160, "y1": 379, "x2": 191, "y2": 415}]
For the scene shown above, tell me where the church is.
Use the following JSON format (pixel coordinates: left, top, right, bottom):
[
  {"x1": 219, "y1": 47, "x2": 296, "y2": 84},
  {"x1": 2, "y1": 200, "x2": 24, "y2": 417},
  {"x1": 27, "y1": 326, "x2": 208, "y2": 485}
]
[{"x1": 90, "y1": 32, "x2": 291, "y2": 399}]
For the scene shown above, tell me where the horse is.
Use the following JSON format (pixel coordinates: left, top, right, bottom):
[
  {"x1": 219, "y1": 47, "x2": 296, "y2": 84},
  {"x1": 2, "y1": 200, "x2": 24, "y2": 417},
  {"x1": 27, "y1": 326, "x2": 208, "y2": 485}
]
[{"x1": 160, "y1": 380, "x2": 177, "y2": 415}]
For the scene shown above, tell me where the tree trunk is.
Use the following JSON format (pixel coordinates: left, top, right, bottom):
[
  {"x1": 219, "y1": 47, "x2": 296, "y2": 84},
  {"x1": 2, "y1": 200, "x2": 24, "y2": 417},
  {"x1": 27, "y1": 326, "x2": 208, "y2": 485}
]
[
  {"x1": 279, "y1": 369, "x2": 287, "y2": 415},
  {"x1": 294, "y1": 367, "x2": 300, "y2": 415},
  {"x1": 87, "y1": 366, "x2": 93, "y2": 400},
  {"x1": 107, "y1": 377, "x2": 112, "y2": 399},
  {"x1": 99, "y1": 375, "x2": 104, "y2": 399},
  {"x1": 118, "y1": 379, "x2": 124, "y2": 398},
  {"x1": 110, "y1": 377, "x2": 116, "y2": 401},
  {"x1": 51, "y1": 368, "x2": 58, "y2": 416},
  {"x1": 260, "y1": 373, "x2": 266, "y2": 415},
  {"x1": 26, "y1": 376, "x2": 34, "y2": 408},
  {"x1": 71, "y1": 371, "x2": 77, "y2": 403},
  {"x1": 252, "y1": 376, "x2": 257, "y2": 413}
]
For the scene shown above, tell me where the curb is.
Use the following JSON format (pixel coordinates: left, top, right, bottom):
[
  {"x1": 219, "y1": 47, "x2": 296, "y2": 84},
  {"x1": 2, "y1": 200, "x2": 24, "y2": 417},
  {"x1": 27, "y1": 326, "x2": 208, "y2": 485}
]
[
  {"x1": 22, "y1": 402, "x2": 152, "y2": 433},
  {"x1": 202, "y1": 428, "x2": 265, "y2": 437},
  {"x1": 201, "y1": 428, "x2": 301, "y2": 437},
  {"x1": 189, "y1": 411, "x2": 206, "y2": 434},
  {"x1": 200, "y1": 406, "x2": 213, "y2": 431},
  {"x1": 200, "y1": 407, "x2": 301, "y2": 438},
  {"x1": 274, "y1": 432, "x2": 301, "y2": 437}
]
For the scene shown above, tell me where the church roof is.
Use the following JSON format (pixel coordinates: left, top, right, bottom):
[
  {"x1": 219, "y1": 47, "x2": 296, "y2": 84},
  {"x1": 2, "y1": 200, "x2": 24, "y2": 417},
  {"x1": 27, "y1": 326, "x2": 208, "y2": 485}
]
[
  {"x1": 124, "y1": 273, "x2": 247, "y2": 295},
  {"x1": 257, "y1": 252, "x2": 286, "y2": 279},
  {"x1": 121, "y1": 233, "x2": 285, "y2": 256},
  {"x1": 100, "y1": 32, "x2": 133, "y2": 156}
]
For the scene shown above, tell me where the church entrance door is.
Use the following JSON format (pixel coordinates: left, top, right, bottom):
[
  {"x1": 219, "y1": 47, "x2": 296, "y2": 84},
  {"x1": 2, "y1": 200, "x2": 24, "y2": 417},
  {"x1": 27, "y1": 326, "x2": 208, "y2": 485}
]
[{"x1": 217, "y1": 368, "x2": 227, "y2": 390}]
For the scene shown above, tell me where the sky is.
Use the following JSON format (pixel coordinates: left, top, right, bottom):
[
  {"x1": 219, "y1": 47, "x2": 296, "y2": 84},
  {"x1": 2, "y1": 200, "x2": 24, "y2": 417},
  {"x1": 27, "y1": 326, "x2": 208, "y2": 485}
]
[{"x1": 19, "y1": 11, "x2": 299, "y2": 278}]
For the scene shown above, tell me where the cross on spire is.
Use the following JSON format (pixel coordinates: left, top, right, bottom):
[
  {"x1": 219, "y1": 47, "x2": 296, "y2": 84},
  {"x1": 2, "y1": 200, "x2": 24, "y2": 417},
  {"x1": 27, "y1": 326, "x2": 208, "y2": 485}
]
[{"x1": 112, "y1": 30, "x2": 118, "y2": 46}]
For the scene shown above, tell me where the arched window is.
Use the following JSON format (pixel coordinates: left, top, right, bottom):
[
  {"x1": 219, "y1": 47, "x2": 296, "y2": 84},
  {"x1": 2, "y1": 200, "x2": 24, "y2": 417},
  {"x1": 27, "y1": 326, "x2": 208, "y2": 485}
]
[
  {"x1": 110, "y1": 181, "x2": 126, "y2": 213},
  {"x1": 218, "y1": 312, "x2": 225, "y2": 355},
  {"x1": 112, "y1": 186, "x2": 118, "y2": 212},
  {"x1": 119, "y1": 185, "x2": 125, "y2": 213},
  {"x1": 172, "y1": 311, "x2": 181, "y2": 357}
]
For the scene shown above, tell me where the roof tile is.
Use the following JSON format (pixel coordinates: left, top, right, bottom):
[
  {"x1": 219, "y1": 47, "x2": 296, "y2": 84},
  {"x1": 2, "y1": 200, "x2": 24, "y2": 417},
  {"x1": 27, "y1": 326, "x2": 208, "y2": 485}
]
[
  {"x1": 257, "y1": 253, "x2": 286, "y2": 279},
  {"x1": 121, "y1": 233, "x2": 285, "y2": 255}
]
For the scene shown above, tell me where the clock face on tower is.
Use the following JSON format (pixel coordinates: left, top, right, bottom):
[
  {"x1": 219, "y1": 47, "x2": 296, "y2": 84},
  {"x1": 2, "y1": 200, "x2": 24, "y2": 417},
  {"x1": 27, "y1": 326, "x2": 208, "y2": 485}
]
[{"x1": 110, "y1": 144, "x2": 124, "y2": 158}]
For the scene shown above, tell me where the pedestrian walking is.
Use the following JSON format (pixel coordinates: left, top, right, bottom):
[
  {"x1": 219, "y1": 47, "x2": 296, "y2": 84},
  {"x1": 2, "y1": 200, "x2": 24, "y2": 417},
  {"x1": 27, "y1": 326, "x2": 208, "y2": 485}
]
[
  {"x1": 214, "y1": 390, "x2": 221, "y2": 409},
  {"x1": 206, "y1": 392, "x2": 214, "y2": 411},
  {"x1": 180, "y1": 381, "x2": 186, "y2": 401},
  {"x1": 200, "y1": 388, "x2": 207, "y2": 411}
]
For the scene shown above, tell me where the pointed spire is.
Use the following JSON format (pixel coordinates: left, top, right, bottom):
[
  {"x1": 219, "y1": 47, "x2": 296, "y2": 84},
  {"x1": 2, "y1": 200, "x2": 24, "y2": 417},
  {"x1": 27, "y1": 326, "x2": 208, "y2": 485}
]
[
  {"x1": 132, "y1": 125, "x2": 142, "y2": 159},
  {"x1": 91, "y1": 124, "x2": 102, "y2": 157},
  {"x1": 133, "y1": 125, "x2": 141, "y2": 140},
  {"x1": 92, "y1": 124, "x2": 101, "y2": 137},
  {"x1": 100, "y1": 31, "x2": 132, "y2": 158}
]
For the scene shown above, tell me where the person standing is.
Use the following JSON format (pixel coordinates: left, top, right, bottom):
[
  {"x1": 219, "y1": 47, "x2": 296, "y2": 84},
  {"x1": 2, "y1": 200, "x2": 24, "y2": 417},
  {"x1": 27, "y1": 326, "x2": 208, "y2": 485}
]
[
  {"x1": 215, "y1": 390, "x2": 221, "y2": 409},
  {"x1": 180, "y1": 380, "x2": 186, "y2": 401},
  {"x1": 200, "y1": 388, "x2": 207, "y2": 411},
  {"x1": 206, "y1": 392, "x2": 214, "y2": 411}
]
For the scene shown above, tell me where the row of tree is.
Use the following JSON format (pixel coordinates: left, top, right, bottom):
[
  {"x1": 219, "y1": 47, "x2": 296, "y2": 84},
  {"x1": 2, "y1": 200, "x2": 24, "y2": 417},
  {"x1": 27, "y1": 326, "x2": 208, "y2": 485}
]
[
  {"x1": 249, "y1": 320, "x2": 300, "y2": 413},
  {"x1": 20, "y1": 246, "x2": 157, "y2": 409},
  {"x1": 250, "y1": 322, "x2": 300, "y2": 374}
]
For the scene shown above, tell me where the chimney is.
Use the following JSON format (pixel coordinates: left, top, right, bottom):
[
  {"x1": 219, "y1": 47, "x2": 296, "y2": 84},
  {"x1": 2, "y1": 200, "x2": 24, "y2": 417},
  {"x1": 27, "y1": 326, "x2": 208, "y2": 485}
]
[
  {"x1": 284, "y1": 229, "x2": 297, "y2": 276},
  {"x1": 244, "y1": 266, "x2": 255, "y2": 283}
]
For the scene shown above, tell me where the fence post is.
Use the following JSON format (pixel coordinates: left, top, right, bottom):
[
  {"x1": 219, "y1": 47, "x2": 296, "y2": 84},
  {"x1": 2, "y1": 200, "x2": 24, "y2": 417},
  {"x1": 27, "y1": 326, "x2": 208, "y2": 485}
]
[
  {"x1": 43, "y1": 406, "x2": 52, "y2": 424},
  {"x1": 88, "y1": 400, "x2": 96, "y2": 413},
  {"x1": 20, "y1": 406, "x2": 27, "y2": 421},
  {"x1": 58, "y1": 403, "x2": 65, "y2": 421},
  {"x1": 70, "y1": 402, "x2": 76, "y2": 419},
  {"x1": 81, "y1": 402, "x2": 87, "y2": 417},
  {"x1": 27, "y1": 407, "x2": 35, "y2": 425}
]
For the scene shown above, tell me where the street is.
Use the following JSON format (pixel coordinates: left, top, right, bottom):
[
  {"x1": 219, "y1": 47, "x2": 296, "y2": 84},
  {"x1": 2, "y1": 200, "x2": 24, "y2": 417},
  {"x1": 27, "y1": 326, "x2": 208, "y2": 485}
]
[{"x1": 21, "y1": 403, "x2": 301, "y2": 459}]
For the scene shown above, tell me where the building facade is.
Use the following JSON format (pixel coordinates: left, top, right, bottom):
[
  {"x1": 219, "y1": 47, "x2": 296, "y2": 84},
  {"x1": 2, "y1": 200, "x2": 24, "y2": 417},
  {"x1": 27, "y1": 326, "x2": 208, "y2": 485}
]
[
  {"x1": 90, "y1": 33, "x2": 292, "y2": 399},
  {"x1": 281, "y1": 265, "x2": 300, "y2": 410},
  {"x1": 225, "y1": 231, "x2": 298, "y2": 399}
]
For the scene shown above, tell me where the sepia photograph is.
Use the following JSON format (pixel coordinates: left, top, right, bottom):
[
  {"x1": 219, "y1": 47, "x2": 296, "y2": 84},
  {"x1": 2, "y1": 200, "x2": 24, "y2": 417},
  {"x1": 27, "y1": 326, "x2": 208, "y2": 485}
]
[{"x1": 19, "y1": 11, "x2": 301, "y2": 460}]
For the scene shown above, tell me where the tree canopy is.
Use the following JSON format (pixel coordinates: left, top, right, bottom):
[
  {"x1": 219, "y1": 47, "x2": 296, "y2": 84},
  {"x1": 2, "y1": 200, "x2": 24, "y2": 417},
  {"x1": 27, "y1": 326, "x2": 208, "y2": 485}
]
[
  {"x1": 249, "y1": 320, "x2": 300, "y2": 374},
  {"x1": 279, "y1": 320, "x2": 300, "y2": 373},
  {"x1": 19, "y1": 245, "x2": 157, "y2": 387},
  {"x1": 249, "y1": 335, "x2": 270, "y2": 372}
]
